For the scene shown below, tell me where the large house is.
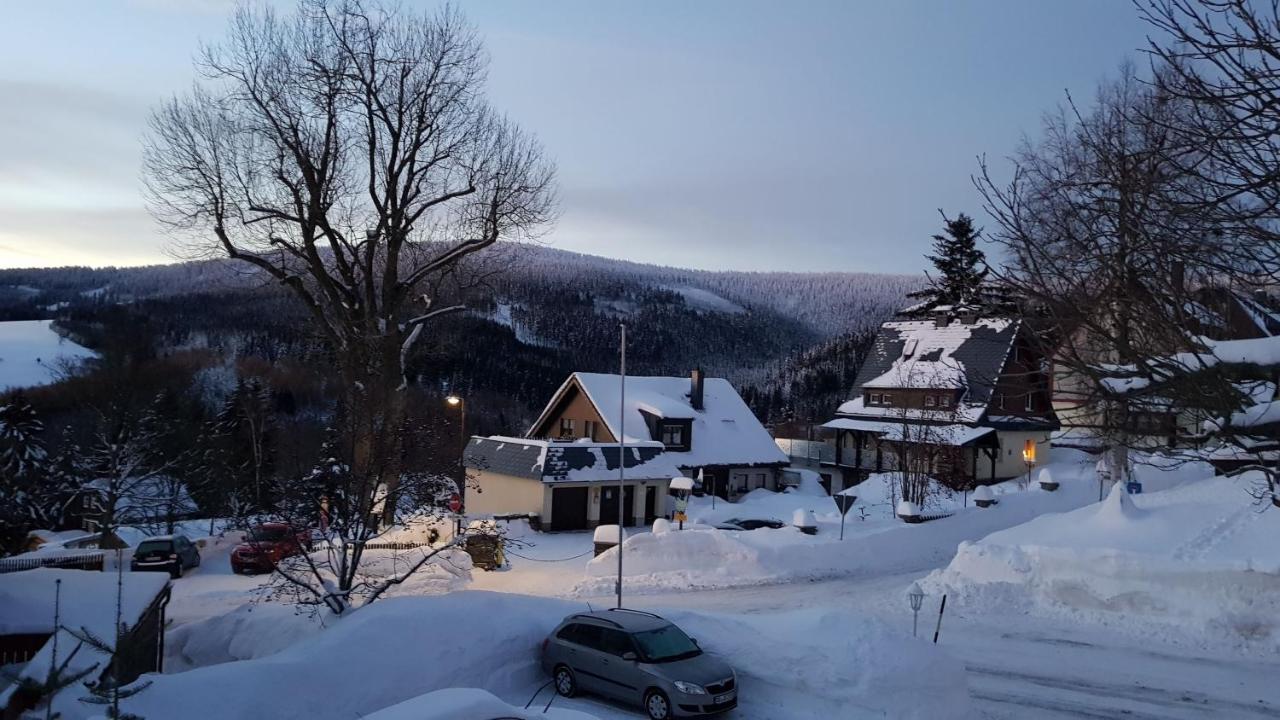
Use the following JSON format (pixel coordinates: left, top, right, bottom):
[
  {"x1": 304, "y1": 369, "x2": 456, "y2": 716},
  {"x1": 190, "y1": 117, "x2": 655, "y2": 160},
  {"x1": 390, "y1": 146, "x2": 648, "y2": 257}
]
[
  {"x1": 526, "y1": 371, "x2": 790, "y2": 498},
  {"x1": 463, "y1": 437, "x2": 681, "y2": 530},
  {"x1": 821, "y1": 309, "x2": 1058, "y2": 493}
]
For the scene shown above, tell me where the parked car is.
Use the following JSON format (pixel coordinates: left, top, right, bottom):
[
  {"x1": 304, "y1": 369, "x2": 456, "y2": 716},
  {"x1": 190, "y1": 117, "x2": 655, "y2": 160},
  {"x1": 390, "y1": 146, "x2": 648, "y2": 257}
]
[
  {"x1": 713, "y1": 517, "x2": 785, "y2": 531},
  {"x1": 130, "y1": 535, "x2": 201, "y2": 578},
  {"x1": 542, "y1": 608, "x2": 737, "y2": 719},
  {"x1": 230, "y1": 523, "x2": 310, "y2": 574}
]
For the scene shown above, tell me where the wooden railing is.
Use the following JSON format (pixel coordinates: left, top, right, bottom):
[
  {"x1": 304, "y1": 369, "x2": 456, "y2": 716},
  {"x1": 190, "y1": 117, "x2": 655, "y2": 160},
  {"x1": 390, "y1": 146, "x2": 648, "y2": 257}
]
[{"x1": 0, "y1": 552, "x2": 106, "y2": 574}]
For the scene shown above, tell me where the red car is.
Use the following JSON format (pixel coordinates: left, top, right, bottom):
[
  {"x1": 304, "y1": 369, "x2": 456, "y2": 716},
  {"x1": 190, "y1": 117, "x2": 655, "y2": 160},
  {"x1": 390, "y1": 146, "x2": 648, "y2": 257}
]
[{"x1": 231, "y1": 523, "x2": 311, "y2": 574}]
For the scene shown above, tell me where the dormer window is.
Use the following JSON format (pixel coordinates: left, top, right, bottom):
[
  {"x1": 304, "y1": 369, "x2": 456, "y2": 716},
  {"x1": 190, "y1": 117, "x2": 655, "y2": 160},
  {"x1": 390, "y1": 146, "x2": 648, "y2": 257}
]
[{"x1": 660, "y1": 422, "x2": 686, "y2": 449}]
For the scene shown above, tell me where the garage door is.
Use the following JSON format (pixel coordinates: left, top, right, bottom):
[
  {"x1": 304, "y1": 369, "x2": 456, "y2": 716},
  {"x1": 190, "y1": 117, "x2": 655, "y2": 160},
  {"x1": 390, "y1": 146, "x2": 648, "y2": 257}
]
[{"x1": 551, "y1": 487, "x2": 589, "y2": 531}]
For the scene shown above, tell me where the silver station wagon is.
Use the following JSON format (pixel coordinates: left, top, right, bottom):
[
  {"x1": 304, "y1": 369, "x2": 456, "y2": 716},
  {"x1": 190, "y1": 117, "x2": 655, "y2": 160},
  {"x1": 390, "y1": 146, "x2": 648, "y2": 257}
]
[{"x1": 541, "y1": 608, "x2": 738, "y2": 719}]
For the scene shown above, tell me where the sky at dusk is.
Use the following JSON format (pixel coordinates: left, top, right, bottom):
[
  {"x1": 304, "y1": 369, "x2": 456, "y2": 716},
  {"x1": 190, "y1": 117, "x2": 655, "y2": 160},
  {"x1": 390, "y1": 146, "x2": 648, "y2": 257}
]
[{"x1": 0, "y1": 0, "x2": 1150, "y2": 273}]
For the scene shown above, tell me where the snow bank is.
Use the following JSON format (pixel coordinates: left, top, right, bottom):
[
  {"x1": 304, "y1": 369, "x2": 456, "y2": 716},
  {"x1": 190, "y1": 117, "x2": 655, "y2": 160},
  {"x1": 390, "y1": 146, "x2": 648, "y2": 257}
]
[
  {"x1": 165, "y1": 604, "x2": 325, "y2": 672},
  {"x1": 581, "y1": 452, "x2": 1104, "y2": 595},
  {"x1": 924, "y1": 473, "x2": 1280, "y2": 653},
  {"x1": 122, "y1": 591, "x2": 971, "y2": 720},
  {"x1": 124, "y1": 593, "x2": 576, "y2": 720},
  {"x1": 364, "y1": 688, "x2": 599, "y2": 720},
  {"x1": 665, "y1": 607, "x2": 972, "y2": 720}
]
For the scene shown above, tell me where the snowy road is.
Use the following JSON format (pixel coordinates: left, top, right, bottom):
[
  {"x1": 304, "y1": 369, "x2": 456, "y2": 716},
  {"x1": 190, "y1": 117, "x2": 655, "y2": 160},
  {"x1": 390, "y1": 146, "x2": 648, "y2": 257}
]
[{"x1": 555, "y1": 571, "x2": 1280, "y2": 719}]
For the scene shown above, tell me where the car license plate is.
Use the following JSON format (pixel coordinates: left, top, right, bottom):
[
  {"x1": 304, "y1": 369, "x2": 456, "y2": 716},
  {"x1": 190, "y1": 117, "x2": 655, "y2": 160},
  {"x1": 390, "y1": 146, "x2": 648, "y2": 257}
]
[{"x1": 714, "y1": 693, "x2": 731, "y2": 704}]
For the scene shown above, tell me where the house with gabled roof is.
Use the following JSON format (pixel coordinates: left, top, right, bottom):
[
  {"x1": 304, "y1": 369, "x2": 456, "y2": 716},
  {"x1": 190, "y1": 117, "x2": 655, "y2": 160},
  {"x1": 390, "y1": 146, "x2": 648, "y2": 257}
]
[
  {"x1": 526, "y1": 370, "x2": 789, "y2": 500},
  {"x1": 463, "y1": 436, "x2": 682, "y2": 530},
  {"x1": 821, "y1": 309, "x2": 1058, "y2": 493}
]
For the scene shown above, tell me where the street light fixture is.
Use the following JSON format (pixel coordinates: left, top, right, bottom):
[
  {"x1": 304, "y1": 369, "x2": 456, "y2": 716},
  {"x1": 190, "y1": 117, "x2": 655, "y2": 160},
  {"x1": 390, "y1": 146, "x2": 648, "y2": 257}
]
[
  {"x1": 446, "y1": 395, "x2": 466, "y2": 534},
  {"x1": 907, "y1": 582, "x2": 925, "y2": 637}
]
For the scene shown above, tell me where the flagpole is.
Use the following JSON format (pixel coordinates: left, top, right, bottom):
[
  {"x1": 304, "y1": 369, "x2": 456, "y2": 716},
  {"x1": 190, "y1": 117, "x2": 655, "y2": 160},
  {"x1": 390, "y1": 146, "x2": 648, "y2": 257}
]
[{"x1": 617, "y1": 322, "x2": 626, "y2": 609}]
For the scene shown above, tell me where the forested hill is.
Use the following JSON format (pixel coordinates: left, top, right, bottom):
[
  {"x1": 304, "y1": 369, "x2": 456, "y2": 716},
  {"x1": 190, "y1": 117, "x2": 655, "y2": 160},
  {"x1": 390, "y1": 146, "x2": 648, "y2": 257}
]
[{"x1": 0, "y1": 243, "x2": 922, "y2": 431}]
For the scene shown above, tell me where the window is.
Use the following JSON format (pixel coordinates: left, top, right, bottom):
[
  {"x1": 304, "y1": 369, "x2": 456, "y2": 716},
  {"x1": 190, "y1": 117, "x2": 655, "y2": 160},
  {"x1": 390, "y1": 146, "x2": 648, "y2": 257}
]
[
  {"x1": 632, "y1": 625, "x2": 702, "y2": 663},
  {"x1": 939, "y1": 394, "x2": 952, "y2": 407},
  {"x1": 925, "y1": 395, "x2": 937, "y2": 407},
  {"x1": 584, "y1": 420, "x2": 598, "y2": 441},
  {"x1": 598, "y1": 628, "x2": 636, "y2": 657},
  {"x1": 882, "y1": 393, "x2": 894, "y2": 407},
  {"x1": 868, "y1": 393, "x2": 881, "y2": 405},
  {"x1": 661, "y1": 424, "x2": 685, "y2": 448},
  {"x1": 82, "y1": 494, "x2": 94, "y2": 509},
  {"x1": 1025, "y1": 393, "x2": 1035, "y2": 412},
  {"x1": 558, "y1": 418, "x2": 575, "y2": 438},
  {"x1": 997, "y1": 393, "x2": 1006, "y2": 410}
]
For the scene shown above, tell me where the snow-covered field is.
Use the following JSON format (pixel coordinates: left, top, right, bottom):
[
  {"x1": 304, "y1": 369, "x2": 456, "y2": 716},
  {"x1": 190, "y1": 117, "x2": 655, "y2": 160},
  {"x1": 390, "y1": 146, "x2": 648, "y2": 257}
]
[{"x1": 0, "y1": 319, "x2": 95, "y2": 390}]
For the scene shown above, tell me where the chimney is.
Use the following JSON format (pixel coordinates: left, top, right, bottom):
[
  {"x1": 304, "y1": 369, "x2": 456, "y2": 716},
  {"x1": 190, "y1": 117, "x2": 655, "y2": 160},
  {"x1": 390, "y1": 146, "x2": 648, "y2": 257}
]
[{"x1": 690, "y1": 368, "x2": 705, "y2": 410}]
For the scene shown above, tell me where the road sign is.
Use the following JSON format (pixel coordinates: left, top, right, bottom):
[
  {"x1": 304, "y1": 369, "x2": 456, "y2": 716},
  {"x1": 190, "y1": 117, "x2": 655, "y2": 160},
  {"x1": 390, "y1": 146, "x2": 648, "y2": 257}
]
[
  {"x1": 448, "y1": 493, "x2": 462, "y2": 513},
  {"x1": 834, "y1": 494, "x2": 857, "y2": 541},
  {"x1": 833, "y1": 494, "x2": 857, "y2": 516}
]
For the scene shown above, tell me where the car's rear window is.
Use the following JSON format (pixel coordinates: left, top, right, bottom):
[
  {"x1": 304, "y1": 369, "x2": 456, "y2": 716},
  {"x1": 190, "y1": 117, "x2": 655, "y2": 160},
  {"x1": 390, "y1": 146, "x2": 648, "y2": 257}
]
[
  {"x1": 136, "y1": 540, "x2": 172, "y2": 553},
  {"x1": 249, "y1": 526, "x2": 290, "y2": 541}
]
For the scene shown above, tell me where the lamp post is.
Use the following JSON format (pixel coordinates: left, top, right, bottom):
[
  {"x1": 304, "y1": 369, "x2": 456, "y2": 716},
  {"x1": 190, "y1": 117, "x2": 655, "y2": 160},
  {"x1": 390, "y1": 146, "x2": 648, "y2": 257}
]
[
  {"x1": 907, "y1": 582, "x2": 925, "y2": 638},
  {"x1": 446, "y1": 395, "x2": 466, "y2": 535}
]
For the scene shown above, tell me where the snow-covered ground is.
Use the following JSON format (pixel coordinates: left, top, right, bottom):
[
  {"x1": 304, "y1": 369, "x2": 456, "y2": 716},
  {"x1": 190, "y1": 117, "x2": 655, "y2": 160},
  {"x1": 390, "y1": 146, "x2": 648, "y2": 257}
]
[
  {"x1": 924, "y1": 472, "x2": 1280, "y2": 654},
  {"x1": 0, "y1": 319, "x2": 95, "y2": 390},
  {"x1": 16, "y1": 447, "x2": 1280, "y2": 719}
]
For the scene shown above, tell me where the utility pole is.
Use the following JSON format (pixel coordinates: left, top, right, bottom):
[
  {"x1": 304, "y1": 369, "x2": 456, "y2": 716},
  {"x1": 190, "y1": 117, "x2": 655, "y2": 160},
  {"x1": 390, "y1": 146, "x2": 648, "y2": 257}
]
[{"x1": 617, "y1": 322, "x2": 626, "y2": 610}]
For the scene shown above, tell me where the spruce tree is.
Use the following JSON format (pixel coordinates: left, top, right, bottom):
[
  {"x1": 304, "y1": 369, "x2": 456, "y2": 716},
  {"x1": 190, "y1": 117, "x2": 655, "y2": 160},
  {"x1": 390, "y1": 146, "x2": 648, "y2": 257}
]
[
  {"x1": 908, "y1": 212, "x2": 993, "y2": 313},
  {"x1": 0, "y1": 394, "x2": 51, "y2": 555}
]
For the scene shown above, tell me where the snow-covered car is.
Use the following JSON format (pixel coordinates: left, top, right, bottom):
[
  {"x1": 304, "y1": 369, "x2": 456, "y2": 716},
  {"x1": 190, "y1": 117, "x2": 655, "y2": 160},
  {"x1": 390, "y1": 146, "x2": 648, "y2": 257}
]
[
  {"x1": 231, "y1": 523, "x2": 310, "y2": 574},
  {"x1": 542, "y1": 608, "x2": 737, "y2": 719},
  {"x1": 712, "y1": 517, "x2": 786, "y2": 532}
]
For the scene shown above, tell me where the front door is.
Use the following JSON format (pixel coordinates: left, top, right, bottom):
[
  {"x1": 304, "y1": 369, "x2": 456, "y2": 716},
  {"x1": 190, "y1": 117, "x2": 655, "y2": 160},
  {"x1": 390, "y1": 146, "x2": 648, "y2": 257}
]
[{"x1": 643, "y1": 485, "x2": 657, "y2": 524}]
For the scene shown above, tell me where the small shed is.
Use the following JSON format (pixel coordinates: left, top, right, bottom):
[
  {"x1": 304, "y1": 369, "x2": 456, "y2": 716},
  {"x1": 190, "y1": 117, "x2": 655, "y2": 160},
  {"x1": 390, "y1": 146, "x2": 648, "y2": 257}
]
[{"x1": 0, "y1": 569, "x2": 171, "y2": 717}]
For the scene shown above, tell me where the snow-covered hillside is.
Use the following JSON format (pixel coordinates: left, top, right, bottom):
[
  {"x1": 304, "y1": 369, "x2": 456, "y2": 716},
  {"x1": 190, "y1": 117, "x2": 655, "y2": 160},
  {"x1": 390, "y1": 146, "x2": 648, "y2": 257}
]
[{"x1": 0, "y1": 320, "x2": 95, "y2": 390}]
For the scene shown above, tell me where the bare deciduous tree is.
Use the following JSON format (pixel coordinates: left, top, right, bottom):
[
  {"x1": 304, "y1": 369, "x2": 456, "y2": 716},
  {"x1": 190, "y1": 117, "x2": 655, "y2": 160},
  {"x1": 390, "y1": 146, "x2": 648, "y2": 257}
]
[
  {"x1": 976, "y1": 62, "x2": 1267, "y2": 485},
  {"x1": 143, "y1": 1, "x2": 556, "y2": 534}
]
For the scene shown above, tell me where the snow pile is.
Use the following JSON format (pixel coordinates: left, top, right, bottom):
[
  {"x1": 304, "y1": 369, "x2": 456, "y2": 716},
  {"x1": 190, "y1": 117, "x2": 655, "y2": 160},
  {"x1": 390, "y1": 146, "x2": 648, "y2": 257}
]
[
  {"x1": 577, "y1": 452, "x2": 1106, "y2": 595},
  {"x1": 665, "y1": 607, "x2": 972, "y2": 720},
  {"x1": 364, "y1": 688, "x2": 599, "y2": 720},
  {"x1": 119, "y1": 591, "x2": 971, "y2": 720},
  {"x1": 165, "y1": 604, "x2": 325, "y2": 672},
  {"x1": 124, "y1": 593, "x2": 575, "y2": 720},
  {"x1": 924, "y1": 474, "x2": 1280, "y2": 653}
]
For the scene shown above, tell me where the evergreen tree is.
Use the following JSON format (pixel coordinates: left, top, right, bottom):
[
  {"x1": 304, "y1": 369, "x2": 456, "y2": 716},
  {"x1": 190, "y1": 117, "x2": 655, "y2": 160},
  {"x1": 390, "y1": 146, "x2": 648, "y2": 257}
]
[
  {"x1": 0, "y1": 394, "x2": 51, "y2": 555},
  {"x1": 908, "y1": 212, "x2": 993, "y2": 312}
]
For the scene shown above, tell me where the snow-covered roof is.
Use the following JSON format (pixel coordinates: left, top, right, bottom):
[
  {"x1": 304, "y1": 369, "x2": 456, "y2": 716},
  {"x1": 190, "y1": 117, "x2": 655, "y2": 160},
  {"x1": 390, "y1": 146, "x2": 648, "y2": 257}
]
[
  {"x1": 834, "y1": 395, "x2": 987, "y2": 424},
  {"x1": 0, "y1": 569, "x2": 170, "y2": 707},
  {"x1": 821, "y1": 418, "x2": 995, "y2": 446},
  {"x1": 532, "y1": 372, "x2": 788, "y2": 468},
  {"x1": 857, "y1": 318, "x2": 1017, "y2": 395},
  {"x1": 464, "y1": 436, "x2": 682, "y2": 483}
]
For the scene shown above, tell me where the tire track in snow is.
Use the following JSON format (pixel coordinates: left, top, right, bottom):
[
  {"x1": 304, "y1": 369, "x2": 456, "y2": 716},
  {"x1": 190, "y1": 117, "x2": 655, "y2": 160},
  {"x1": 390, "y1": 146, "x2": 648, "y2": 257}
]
[{"x1": 966, "y1": 663, "x2": 1276, "y2": 719}]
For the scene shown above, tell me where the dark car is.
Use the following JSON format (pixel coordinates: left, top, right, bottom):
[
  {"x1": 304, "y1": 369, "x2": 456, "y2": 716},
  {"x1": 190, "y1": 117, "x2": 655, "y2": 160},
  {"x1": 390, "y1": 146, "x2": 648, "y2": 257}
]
[
  {"x1": 542, "y1": 609, "x2": 737, "y2": 719},
  {"x1": 713, "y1": 517, "x2": 786, "y2": 531},
  {"x1": 231, "y1": 522, "x2": 310, "y2": 574},
  {"x1": 130, "y1": 535, "x2": 201, "y2": 578}
]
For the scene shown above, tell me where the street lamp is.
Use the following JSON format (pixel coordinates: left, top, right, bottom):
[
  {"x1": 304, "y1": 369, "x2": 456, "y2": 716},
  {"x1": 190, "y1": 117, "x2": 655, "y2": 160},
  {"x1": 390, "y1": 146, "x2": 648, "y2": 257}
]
[
  {"x1": 907, "y1": 582, "x2": 925, "y2": 637},
  {"x1": 446, "y1": 395, "x2": 466, "y2": 533}
]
